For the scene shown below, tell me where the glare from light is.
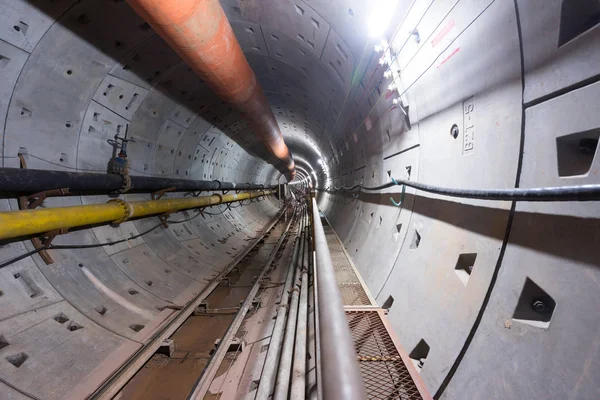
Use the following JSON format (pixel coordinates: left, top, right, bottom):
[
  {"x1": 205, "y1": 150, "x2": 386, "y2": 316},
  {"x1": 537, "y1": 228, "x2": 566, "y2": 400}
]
[{"x1": 368, "y1": 0, "x2": 397, "y2": 38}]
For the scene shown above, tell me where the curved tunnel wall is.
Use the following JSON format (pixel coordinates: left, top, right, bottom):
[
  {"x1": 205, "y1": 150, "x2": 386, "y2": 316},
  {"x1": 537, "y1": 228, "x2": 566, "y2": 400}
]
[{"x1": 0, "y1": 0, "x2": 599, "y2": 399}]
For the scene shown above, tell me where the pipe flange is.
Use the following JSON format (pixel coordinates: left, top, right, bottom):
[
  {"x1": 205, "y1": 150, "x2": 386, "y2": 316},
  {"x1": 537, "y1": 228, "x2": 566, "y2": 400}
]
[
  {"x1": 107, "y1": 198, "x2": 133, "y2": 224},
  {"x1": 212, "y1": 179, "x2": 221, "y2": 190}
]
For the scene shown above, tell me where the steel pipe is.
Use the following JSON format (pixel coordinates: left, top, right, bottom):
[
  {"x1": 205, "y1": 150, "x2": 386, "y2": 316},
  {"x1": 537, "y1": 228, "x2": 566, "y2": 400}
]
[
  {"x1": 274, "y1": 209, "x2": 305, "y2": 400},
  {"x1": 188, "y1": 208, "x2": 296, "y2": 399},
  {"x1": 0, "y1": 167, "x2": 269, "y2": 197},
  {"x1": 125, "y1": 0, "x2": 295, "y2": 179},
  {"x1": 311, "y1": 197, "x2": 366, "y2": 399},
  {"x1": 290, "y1": 222, "x2": 310, "y2": 399},
  {"x1": 0, "y1": 191, "x2": 273, "y2": 241},
  {"x1": 255, "y1": 235, "x2": 301, "y2": 399}
]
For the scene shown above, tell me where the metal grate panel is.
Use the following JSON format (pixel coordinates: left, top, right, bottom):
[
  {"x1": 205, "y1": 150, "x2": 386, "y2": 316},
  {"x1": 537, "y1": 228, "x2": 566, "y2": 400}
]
[
  {"x1": 323, "y1": 226, "x2": 372, "y2": 305},
  {"x1": 347, "y1": 310, "x2": 423, "y2": 400}
]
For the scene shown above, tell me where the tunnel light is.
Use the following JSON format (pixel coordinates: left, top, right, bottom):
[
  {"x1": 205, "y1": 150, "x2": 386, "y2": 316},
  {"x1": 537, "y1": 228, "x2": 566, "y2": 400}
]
[{"x1": 368, "y1": 0, "x2": 397, "y2": 38}]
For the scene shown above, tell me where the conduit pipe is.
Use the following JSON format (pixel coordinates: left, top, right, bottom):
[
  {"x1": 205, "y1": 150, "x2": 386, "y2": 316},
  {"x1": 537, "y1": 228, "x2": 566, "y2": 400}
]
[
  {"x1": 255, "y1": 235, "x2": 301, "y2": 398},
  {"x1": 274, "y1": 208, "x2": 306, "y2": 399},
  {"x1": 125, "y1": 0, "x2": 296, "y2": 179},
  {"x1": 290, "y1": 221, "x2": 310, "y2": 399},
  {"x1": 0, "y1": 190, "x2": 273, "y2": 241},
  {"x1": 0, "y1": 167, "x2": 270, "y2": 197}
]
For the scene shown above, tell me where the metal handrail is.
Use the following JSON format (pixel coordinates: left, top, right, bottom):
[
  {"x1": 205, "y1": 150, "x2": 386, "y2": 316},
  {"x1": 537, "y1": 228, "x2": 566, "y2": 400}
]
[{"x1": 311, "y1": 197, "x2": 366, "y2": 399}]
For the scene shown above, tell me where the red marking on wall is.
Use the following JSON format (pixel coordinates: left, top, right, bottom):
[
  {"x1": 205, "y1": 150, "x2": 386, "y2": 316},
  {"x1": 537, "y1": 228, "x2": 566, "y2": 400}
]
[
  {"x1": 437, "y1": 47, "x2": 460, "y2": 69},
  {"x1": 385, "y1": 89, "x2": 395, "y2": 100},
  {"x1": 432, "y1": 19, "x2": 455, "y2": 47}
]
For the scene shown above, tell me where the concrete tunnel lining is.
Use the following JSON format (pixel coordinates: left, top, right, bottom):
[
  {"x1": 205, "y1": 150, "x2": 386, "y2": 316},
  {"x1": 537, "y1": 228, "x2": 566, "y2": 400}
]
[{"x1": 0, "y1": 0, "x2": 600, "y2": 399}]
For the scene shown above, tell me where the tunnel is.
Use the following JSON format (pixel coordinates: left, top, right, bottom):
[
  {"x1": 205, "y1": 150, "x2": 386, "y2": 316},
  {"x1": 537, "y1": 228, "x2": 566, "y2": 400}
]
[{"x1": 0, "y1": 0, "x2": 599, "y2": 399}]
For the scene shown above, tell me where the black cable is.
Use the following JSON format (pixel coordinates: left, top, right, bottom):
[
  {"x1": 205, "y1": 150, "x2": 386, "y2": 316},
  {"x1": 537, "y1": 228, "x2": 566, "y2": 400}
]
[{"x1": 325, "y1": 178, "x2": 600, "y2": 202}]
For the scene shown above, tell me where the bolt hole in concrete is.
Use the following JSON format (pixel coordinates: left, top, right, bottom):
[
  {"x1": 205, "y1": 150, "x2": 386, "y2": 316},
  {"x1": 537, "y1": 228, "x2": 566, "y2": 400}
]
[
  {"x1": 558, "y1": 0, "x2": 600, "y2": 47},
  {"x1": 382, "y1": 295, "x2": 394, "y2": 310},
  {"x1": 393, "y1": 223, "x2": 402, "y2": 241},
  {"x1": 409, "y1": 339, "x2": 429, "y2": 372},
  {"x1": 130, "y1": 324, "x2": 145, "y2": 332},
  {"x1": 512, "y1": 277, "x2": 556, "y2": 329},
  {"x1": 450, "y1": 123, "x2": 459, "y2": 139},
  {"x1": 67, "y1": 321, "x2": 83, "y2": 332},
  {"x1": 96, "y1": 306, "x2": 107, "y2": 315},
  {"x1": 556, "y1": 129, "x2": 599, "y2": 177},
  {"x1": 6, "y1": 352, "x2": 28, "y2": 368},
  {"x1": 409, "y1": 230, "x2": 421, "y2": 249},
  {"x1": 53, "y1": 313, "x2": 69, "y2": 324},
  {"x1": 0, "y1": 335, "x2": 9, "y2": 350},
  {"x1": 454, "y1": 253, "x2": 477, "y2": 286}
]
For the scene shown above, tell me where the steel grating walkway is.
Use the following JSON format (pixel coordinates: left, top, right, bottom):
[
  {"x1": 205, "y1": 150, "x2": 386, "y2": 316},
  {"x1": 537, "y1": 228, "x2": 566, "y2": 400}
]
[
  {"x1": 347, "y1": 310, "x2": 423, "y2": 400},
  {"x1": 321, "y1": 217, "x2": 429, "y2": 399},
  {"x1": 323, "y1": 223, "x2": 372, "y2": 306}
]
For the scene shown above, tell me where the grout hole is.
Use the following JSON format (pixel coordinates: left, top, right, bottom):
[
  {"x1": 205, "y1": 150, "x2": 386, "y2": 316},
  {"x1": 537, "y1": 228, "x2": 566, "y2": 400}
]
[
  {"x1": 128, "y1": 289, "x2": 139, "y2": 295},
  {"x1": 96, "y1": 306, "x2": 107, "y2": 315}
]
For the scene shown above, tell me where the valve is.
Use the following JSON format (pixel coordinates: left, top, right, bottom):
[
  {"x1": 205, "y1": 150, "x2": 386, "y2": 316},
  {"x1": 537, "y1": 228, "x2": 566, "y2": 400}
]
[{"x1": 107, "y1": 125, "x2": 135, "y2": 193}]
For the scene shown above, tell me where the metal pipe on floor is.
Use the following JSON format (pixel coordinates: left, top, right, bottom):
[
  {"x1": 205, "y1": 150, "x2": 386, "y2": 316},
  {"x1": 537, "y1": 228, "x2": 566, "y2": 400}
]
[
  {"x1": 255, "y1": 234, "x2": 301, "y2": 398},
  {"x1": 0, "y1": 190, "x2": 273, "y2": 241},
  {"x1": 188, "y1": 208, "x2": 296, "y2": 399},
  {"x1": 125, "y1": 0, "x2": 296, "y2": 179},
  {"x1": 274, "y1": 208, "x2": 305, "y2": 400},
  {"x1": 0, "y1": 167, "x2": 270, "y2": 197},
  {"x1": 290, "y1": 222, "x2": 310, "y2": 399},
  {"x1": 311, "y1": 197, "x2": 366, "y2": 399}
]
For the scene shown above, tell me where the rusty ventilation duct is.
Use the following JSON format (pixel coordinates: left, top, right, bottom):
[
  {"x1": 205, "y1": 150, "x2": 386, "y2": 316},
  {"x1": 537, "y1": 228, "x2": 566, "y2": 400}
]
[{"x1": 126, "y1": 0, "x2": 296, "y2": 180}]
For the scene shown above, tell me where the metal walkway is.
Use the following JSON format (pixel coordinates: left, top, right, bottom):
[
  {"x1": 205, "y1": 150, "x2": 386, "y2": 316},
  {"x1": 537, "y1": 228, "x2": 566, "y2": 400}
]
[{"x1": 321, "y1": 218, "x2": 431, "y2": 400}]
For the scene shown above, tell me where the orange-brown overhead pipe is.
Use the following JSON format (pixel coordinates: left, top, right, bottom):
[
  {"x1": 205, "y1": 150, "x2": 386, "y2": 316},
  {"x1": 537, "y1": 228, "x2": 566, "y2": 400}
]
[{"x1": 126, "y1": 0, "x2": 296, "y2": 180}]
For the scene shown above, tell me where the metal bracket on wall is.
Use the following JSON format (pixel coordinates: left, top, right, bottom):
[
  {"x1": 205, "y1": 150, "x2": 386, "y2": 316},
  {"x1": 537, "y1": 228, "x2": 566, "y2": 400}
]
[{"x1": 151, "y1": 186, "x2": 176, "y2": 200}]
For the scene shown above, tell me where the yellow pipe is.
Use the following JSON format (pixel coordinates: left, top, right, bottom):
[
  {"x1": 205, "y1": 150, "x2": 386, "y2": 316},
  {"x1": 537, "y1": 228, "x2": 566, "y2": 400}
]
[{"x1": 0, "y1": 191, "x2": 273, "y2": 241}]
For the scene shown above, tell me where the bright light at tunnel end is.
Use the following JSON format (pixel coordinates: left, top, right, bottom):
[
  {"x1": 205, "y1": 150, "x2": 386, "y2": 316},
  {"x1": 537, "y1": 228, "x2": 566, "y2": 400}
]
[{"x1": 368, "y1": 0, "x2": 398, "y2": 38}]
